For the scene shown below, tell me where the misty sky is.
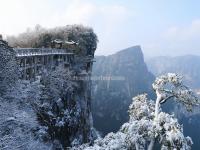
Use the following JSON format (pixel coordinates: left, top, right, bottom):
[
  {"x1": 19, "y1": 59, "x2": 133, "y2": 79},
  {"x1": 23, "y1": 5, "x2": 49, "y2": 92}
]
[{"x1": 0, "y1": 0, "x2": 200, "y2": 57}]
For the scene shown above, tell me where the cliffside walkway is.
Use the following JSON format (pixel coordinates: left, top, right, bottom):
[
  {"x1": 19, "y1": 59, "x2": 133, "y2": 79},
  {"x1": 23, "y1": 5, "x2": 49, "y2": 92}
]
[
  {"x1": 15, "y1": 48, "x2": 73, "y2": 57},
  {"x1": 14, "y1": 48, "x2": 74, "y2": 80}
]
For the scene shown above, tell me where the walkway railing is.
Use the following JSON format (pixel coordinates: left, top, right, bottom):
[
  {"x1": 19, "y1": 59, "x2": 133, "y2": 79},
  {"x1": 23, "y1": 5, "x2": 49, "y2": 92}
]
[{"x1": 14, "y1": 48, "x2": 74, "y2": 57}]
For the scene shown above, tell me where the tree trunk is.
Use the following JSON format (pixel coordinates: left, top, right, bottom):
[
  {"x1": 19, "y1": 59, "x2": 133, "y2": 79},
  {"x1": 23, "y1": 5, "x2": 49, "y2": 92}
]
[
  {"x1": 155, "y1": 90, "x2": 162, "y2": 120},
  {"x1": 135, "y1": 143, "x2": 139, "y2": 150},
  {"x1": 148, "y1": 90, "x2": 162, "y2": 150},
  {"x1": 148, "y1": 138, "x2": 155, "y2": 150}
]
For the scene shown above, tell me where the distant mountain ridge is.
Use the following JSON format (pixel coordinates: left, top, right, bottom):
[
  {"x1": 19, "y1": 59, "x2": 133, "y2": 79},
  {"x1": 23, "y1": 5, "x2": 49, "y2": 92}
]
[
  {"x1": 92, "y1": 46, "x2": 155, "y2": 134},
  {"x1": 146, "y1": 55, "x2": 200, "y2": 89}
]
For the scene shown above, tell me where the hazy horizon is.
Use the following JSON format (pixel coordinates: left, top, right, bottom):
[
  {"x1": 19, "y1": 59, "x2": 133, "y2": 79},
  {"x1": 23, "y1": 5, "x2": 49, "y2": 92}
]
[
  {"x1": 1, "y1": 0, "x2": 200, "y2": 57},
  {"x1": 94, "y1": 45, "x2": 200, "y2": 58}
]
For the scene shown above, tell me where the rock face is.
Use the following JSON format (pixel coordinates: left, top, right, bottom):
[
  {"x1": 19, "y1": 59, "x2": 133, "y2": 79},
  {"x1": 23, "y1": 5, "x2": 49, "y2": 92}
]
[
  {"x1": 92, "y1": 46, "x2": 155, "y2": 134},
  {"x1": 146, "y1": 55, "x2": 200, "y2": 89},
  {"x1": 36, "y1": 55, "x2": 96, "y2": 148},
  {"x1": 0, "y1": 40, "x2": 18, "y2": 95},
  {"x1": 0, "y1": 38, "x2": 97, "y2": 148}
]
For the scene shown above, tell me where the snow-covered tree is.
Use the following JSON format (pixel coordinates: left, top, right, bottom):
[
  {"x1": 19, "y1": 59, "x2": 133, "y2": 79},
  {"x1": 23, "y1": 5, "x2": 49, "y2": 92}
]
[
  {"x1": 7, "y1": 25, "x2": 98, "y2": 56},
  {"x1": 73, "y1": 73, "x2": 199, "y2": 150},
  {"x1": 0, "y1": 39, "x2": 18, "y2": 96},
  {"x1": 0, "y1": 80, "x2": 51, "y2": 150},
  {"x1": 149, "y1": 73, "x2": 199, "y2": 150},
  {"x1": 0, "y1": 39, "x2": 50, "y2": 149}
]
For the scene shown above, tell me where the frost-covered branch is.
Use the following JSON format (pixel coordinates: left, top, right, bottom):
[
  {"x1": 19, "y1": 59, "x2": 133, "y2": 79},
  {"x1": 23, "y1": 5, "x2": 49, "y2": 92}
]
[{"x1": 153, "y1": 73, "x2": 199, "y2": 113}]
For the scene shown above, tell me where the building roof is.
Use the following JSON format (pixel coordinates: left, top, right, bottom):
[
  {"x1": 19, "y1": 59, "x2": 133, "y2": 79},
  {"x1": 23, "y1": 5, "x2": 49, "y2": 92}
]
[
  {"x1": 51, "y1": 39, "x2": 63, "y2": 44},
  {"x1": 65, "y1": 40, "x2": 78, "y2": 45},
  {"x1": 51, "y1": 39, "x2": 78, "y2": 45}
]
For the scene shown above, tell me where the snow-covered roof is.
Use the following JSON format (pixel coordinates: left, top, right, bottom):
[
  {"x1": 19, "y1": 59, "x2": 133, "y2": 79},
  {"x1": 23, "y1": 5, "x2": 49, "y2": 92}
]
[
  {"x1": 51, "y1": 39, "x2": 78, "y2": 45},
  {"x1": 51, "y1": 39, "x2": 63, "y2": 44},
  {"x1": 65, "y1": 40, "x2": 78, "y2": 45}
]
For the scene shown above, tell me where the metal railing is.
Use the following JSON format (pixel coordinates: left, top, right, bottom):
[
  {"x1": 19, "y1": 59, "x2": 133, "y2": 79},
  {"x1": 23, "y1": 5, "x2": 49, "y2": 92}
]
[{"x1": 14, "y1": 48, "x2": 74, "y2": 57}]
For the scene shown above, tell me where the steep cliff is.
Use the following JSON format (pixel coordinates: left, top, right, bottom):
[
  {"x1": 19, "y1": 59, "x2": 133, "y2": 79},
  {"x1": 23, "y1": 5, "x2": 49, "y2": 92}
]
[
  {"x1": 36, "y1": 56, "x2": 95, "y2": 148},
  {"x1": 0, "y1": 25, "x2": 98, "y2": 149},
  {"x1": 92, "y1": 46, "x2": 155, "y2": 134}
]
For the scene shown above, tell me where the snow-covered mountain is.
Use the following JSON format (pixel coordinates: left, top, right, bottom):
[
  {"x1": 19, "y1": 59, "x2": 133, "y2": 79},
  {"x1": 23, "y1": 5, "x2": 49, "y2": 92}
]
[{"x1": 92, "y1": 46, "x2": 155, "y2": 134}]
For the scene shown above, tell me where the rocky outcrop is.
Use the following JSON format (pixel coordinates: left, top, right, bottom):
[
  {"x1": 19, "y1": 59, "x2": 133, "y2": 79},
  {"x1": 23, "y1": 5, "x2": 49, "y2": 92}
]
[
  {"x1": 92, "y1": 46, "x2": 155, "y2": 134},
  {"x1": 0, "y1": 39, "x2": 18, "y2": 95}
]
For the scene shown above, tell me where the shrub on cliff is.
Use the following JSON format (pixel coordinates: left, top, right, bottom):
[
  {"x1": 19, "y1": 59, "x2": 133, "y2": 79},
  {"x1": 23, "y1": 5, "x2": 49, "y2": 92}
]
[{"x1": 7, "y1": 25, "x2": 98, "y2": 56}]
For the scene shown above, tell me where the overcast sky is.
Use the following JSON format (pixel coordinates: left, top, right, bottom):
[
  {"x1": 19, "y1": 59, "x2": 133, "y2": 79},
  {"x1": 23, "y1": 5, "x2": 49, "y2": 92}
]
[{"x1": 0, "y1": 0, "x2": 200, "y2": 57}]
